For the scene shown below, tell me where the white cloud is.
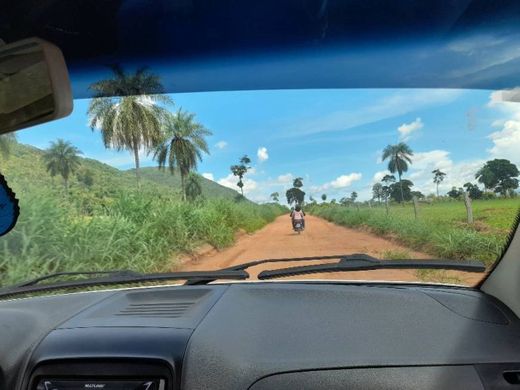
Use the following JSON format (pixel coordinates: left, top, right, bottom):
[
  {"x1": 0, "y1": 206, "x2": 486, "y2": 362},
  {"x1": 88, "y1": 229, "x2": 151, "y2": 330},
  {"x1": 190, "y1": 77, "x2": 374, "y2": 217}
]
[
  {"x1": 330, "y1": 173, "x2": 363, "y2": 188},
  {"x1": 217, "y1": 173, "x2": 258, "y2": 195},
  {"x1": 202, "y1": 172, "x2": 214, "y2": 181},
  {"x1": 257, "y1": 147, "x2": 269, "y2": 162},
  {"x1": 398, "y1": 117, "x2": 423, "y2": 141},
  {"x1": 401, "y1": 150, "x2": 484, "y2": 195},
  {"x1": 312, "y1": 173, "x2": 362, "y2": 192},
  {"x1": 278, "y1": 89, "x2": 463, "y2": 139},
  {"x1": 487, "y1": 90, "x2": 520, "y2": 166},
  {"x1": 488, "y1": 120, "x2": 520, "y2": 166},
  {"x1": 372, "y1": 170, "x2": 389, "y2": 183},
  {"x1": 277, "y1": 173, "x2": 294, "y2": 184},
  {"x1": 215, "y1": 141, "x2": 228, "y2": 149}
]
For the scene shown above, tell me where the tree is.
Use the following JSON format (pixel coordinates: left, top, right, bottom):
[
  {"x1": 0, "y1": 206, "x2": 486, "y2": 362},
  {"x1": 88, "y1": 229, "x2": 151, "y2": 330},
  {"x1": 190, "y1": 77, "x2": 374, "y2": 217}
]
[
  {"x1": 339, "y1": 197, "x2": 350, "y2": 206},
  {"x1": 382, "y1": 143, "x2": 414, "y2": 203},
  {"x1": 389, "y1": 179, "x2": 414, "y2": 202},
  {"x1": 88, "y1": 65, "x2": 172, "y2": 186},
  {"x1": 372, "y1": 183, "x2": 384, "y2": 203},
  {"x1": 463, "y1": 182, "x2": 483, "y2": 200},
  {"x1": 447, "y1": 187, "x2": 462, "y2": 199},
  {"x1": 293, "y1": 177, "x2": 304, "y2": 188},
  {"x1": 154, "y1": 110, "x2": 211, "y2": 201},
  {"x1": 411, "y1": 190, "x2": 424, "y2": 199},
  {"x1": 270, "y1": 192, "x2": 280, "y2": 202},
  {"x1": 77, "y1": 168, "x2": 94, "y2": 187},
  {"x1": 321, "y1": 194, "x2": 327, "y2": 202},
  {"x1": 350, "y1": 191, "x2": 358, "y2": 202},
  {"x1": 382, "y1": 174, "x2": 396, "y2": 184},
  {"x1": 230, "y1": 155, "x2": 251, "y2": 196},
  {"x1": 0, "y1": 133, "x2": 16, "y2": 160},
  {"x1": 185, "y1": 173, "x2": 203, "y2": 201},
  {"x1": 286, "y1": 177, "x2": 305, "y2": 206},
  {"x1": 432, "y1": 169, "x2": 446, "y2": 197},
  {"x1": 476, "y1": 159, "x2": 519, "y2": 196},
  {"x1": 43, "y1": 139, "x2": 82, "y2": 191}
]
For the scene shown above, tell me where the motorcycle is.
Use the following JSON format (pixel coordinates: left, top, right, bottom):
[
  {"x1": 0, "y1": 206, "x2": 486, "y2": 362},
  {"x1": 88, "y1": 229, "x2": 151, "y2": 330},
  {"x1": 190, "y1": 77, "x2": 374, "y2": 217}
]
[{"x1": 293, "y1": 219, "x2": 304, "y2": 234}]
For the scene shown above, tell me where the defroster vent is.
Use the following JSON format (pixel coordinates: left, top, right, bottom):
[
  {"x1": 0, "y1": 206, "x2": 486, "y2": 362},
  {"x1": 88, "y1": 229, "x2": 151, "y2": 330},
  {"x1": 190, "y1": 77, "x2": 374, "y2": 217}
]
[{"x1": 116, "y1": 301, "x2": 194, "y2": 318}]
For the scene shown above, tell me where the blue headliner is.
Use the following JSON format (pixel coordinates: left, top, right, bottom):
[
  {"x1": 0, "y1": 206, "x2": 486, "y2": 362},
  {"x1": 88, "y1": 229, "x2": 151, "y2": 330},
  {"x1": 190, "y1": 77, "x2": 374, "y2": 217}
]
[{"x1": 3, "y1": 0, "x2": 520, "y2": 96}]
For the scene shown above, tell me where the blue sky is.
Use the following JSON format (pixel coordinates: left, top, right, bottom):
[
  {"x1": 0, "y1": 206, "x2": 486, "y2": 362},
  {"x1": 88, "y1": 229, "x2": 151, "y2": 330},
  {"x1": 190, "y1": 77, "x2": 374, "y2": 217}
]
[{"x1": 17, "y1": 88, "x2": 520, "y2": 203}]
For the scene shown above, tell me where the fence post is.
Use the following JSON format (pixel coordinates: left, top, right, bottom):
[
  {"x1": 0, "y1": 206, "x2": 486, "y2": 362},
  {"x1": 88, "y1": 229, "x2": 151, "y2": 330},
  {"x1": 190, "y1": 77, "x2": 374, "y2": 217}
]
[
  {"x1": 412, "y1": 196, "x2": 419, "y2": 220},
  {"x1": 463, "y1": 192, "x2": 474, "y2": 224}
]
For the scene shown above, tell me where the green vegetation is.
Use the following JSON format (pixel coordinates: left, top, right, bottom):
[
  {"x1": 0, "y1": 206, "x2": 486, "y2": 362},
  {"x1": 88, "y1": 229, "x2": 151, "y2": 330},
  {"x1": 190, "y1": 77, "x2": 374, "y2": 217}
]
[
  {"x1": 230, "y1": 155, "x2": 252, "y2": 196},
  {"x1": 87, "y1": 65, "x2": 173, "y2": 186},
  {"x1": 286, "y1": 177, "x2": 306, "y2": 206},
  {"x1": 0, "y1": 142, "x2": 286, "y2": 287},
  {"x1": 43, "y1": 139, "x2": 82, "y2": 191},
  {"x1": 382, "y1": 142, "x2": 414, "y2": 202},
  {"x1": 309, "y1": 199, "x2": 519, "y2": 266},
  {"x1": 154, "y1": 109, "x2": 211, "y2": 201}
]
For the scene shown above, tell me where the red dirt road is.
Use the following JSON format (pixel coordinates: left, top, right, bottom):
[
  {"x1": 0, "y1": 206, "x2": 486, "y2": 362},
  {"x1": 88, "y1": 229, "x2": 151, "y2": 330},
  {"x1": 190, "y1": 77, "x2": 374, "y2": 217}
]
[{"x1": 176, "y1": 215, "x2": 484, "y2": 285}]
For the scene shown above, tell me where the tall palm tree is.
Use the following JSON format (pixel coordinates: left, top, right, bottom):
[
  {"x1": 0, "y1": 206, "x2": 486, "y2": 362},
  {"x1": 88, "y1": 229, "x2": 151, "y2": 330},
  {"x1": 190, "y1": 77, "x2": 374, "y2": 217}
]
[
  {"x1": 154, "y1": 109, "x2": 212, "y2": 201},
  {"x1": 87, "y1": 65, "x2": 172, "y2": 186},
  {"x1": 382, "y1": 142, "x2": 413, "y2": 203},
  {"x1": 0, "y1": 133, "x2": 16, "y2": 160},
  {"x1": 43, "y1": 139, "x2": 82, "y2": 192},
  {"x1": 231, "y1": 155, "x2": 251, "y2": 196},
  {"x1": 432, "y1": 169, "x2": 447, "y2": 197}
]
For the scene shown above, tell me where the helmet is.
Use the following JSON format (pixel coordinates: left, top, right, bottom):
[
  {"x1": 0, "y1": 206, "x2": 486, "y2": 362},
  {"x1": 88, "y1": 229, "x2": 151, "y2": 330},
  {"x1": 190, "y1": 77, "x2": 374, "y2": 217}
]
[{"x1": 295, "y1": 205, "x2": 301, "y2": 211}]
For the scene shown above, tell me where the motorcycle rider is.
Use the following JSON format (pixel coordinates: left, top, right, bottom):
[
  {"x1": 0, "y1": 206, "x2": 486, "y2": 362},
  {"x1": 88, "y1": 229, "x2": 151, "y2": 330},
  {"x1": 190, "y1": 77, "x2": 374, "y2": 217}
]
[{"x1": 290, "y1": 205, "x2": 306, "y2": 230}]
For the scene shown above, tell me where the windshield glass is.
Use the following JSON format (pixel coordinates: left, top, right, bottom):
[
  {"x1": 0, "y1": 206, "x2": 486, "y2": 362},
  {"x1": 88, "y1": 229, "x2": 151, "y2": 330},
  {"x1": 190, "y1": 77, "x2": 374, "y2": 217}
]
[{"x1": 1, "y1": 87, "x2": 519, "y2": 288}]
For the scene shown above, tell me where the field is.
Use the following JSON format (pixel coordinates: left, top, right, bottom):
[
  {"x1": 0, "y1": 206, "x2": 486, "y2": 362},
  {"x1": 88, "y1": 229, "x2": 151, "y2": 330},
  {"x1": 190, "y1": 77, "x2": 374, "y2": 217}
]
[
  {"x1": 0, "y1": 143, "x2": 285, "y2": 287},
  {"x1": 309, "y1": 199, "x2": 519, "y2": 267}
]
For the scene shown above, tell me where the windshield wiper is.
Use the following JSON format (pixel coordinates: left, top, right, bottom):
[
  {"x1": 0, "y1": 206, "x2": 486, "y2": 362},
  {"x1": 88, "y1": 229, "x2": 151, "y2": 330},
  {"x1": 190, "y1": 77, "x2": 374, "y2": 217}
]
[
  {"x1": 0, "y1": 269, "x2": 249, "y2": 299},
  {"x1": 185, "y1": 253, "x2": 485, "y2": 285},
  {"x1": 256, "y1": 254, "x2": 486, "y2": 280}
]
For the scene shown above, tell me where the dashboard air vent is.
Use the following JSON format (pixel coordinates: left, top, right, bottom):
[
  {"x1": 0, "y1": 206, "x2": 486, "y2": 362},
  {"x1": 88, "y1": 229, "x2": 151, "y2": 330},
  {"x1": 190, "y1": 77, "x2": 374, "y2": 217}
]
[{"x1": 116, "y1": 302, "x2": 194, "y2": 318}]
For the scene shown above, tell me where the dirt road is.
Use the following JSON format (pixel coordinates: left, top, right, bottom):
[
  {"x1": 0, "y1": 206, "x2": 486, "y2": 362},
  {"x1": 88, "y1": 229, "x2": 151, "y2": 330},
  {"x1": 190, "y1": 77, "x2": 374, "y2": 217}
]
[{"x1": 176, "y1": 215, "x2": 483, "y2": 285}]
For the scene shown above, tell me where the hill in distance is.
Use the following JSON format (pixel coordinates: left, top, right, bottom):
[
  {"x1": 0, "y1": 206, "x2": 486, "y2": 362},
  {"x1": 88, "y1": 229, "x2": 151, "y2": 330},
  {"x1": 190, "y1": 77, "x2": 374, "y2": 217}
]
[{"x1": 2, "y1": 142, "x2": 241, "y2": 201}]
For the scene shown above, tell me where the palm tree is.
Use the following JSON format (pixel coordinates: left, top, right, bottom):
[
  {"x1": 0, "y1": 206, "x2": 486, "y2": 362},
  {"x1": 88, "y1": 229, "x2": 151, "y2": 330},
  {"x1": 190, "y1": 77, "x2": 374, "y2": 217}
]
[
  {"x1": 154, "y1": 110, "x2": 211, "y2": 201},
  {"x1": 231, "y1": 155, "x2": 251, "y2": 196},
  {"x1": 88, "y1": 65, "x2": 172, "y2": 186},
  {"x1": 0, "y1": 133, "x2": 16, "y2": 160},
  {"x1": 382, "y1": 142, "x2": 413, "y2": 203},
  {"x1": 185, "y1": 173, "x2": 203, "y2": 201},
  {"x1": 270, "y1": 192, "x2": 280, "y2": 202},
  {"x1": 43, "y1": 139, "x2": 82, "y2": 192},
  {"x1": 321, "y1": 194, "x2": 327, "y2": 202},
  {"x1": 432, "y1": 169, "x2": 446, "y2": 197}
]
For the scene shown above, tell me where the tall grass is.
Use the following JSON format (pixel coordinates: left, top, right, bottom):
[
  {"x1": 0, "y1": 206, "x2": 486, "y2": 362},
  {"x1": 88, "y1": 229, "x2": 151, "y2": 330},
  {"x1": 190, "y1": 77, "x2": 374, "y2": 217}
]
[
  {"x1": 0, "y1": 191, "x2": 285, "y2": 287},
  {"x1": 309, "y1": 201, "x2": 519, "y2": 266}
]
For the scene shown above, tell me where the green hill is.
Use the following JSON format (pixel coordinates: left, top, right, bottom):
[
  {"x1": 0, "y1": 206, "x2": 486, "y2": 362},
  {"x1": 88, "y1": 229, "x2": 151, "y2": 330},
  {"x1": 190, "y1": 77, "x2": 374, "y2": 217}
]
[
  {"x1": 137, "y1": 167, "x2": 240, "y2": 200},
  {"x1": 2, "y1": 142, "x2": 239, "y2": 201}
]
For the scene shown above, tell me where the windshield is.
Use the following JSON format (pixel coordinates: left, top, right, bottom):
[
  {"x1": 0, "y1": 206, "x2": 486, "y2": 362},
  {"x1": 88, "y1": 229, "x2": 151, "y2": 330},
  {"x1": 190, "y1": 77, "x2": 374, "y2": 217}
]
[{"x1": 1, "y1": 86, "x2": 519, "y2": 288}]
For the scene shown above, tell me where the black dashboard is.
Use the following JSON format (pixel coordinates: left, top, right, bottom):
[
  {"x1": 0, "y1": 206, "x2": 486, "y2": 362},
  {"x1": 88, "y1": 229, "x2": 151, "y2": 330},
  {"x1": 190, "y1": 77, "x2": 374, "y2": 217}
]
[{"x1": 1, "y1": 282, "x2": 520, "y2": 390}]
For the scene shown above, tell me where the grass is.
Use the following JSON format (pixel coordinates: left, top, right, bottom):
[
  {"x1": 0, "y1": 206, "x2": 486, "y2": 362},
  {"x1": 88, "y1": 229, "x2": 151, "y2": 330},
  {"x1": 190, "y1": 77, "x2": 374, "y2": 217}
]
[
  {"x1": 309, "y1": 199, "x2": 519, "y2": 267},
  {"x1": 0, "y1": 191, "x2": 285, "y2": 287}
]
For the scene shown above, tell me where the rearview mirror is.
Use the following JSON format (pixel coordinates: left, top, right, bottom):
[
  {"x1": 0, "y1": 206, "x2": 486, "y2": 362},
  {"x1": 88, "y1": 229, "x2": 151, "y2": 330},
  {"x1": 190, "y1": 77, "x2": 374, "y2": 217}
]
[{"x1": 0, "y1": 38, "x2": 73, "y2": 134}]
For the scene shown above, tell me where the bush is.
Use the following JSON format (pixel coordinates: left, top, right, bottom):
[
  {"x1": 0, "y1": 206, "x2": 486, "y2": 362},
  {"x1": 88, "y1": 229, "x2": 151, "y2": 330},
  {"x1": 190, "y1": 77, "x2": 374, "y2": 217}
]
[
  {"x1": 308, "y1": 202, "x2": 515, "y2": 267},
  {"x1": 0, "y1": 191, "x2": 286, "y2": 287}
]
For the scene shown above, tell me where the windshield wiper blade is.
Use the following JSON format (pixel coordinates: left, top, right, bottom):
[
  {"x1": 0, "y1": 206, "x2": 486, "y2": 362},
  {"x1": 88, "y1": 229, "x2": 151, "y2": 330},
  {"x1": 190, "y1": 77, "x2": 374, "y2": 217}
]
[
  {"x1": 0, "y1": 269, "x2": 249, "y2": 298},
  {"x1": 257, "y1": 254, "x2": 486, "y2": 280}
]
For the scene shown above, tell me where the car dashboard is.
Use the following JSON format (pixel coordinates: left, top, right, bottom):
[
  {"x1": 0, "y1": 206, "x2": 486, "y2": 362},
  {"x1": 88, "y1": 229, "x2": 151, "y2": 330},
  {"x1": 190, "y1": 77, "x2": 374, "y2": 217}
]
[{"x1": 1, "y1": 282, "x2": 520, "y2": 390}]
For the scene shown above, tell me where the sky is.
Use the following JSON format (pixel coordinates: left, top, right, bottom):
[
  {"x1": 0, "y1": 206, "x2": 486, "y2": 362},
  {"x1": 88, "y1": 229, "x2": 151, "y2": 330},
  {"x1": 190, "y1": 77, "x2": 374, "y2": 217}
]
[{"x1": 17, "y1": 88, "x2": 520, "y2": 203}]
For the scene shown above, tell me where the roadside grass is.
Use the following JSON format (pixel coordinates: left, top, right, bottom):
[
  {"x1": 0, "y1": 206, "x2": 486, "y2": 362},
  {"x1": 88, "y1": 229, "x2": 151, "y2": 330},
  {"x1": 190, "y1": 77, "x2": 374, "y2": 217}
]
[
  {"x1": 0, "y1": 191, "x2": 286, "y2": 287},
  {"x1": 380, "y1": 249, "x2": 412, "y2": 260},
  {"x1": 309, "y1": 199, "x2": 519, "y2": 268}
]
